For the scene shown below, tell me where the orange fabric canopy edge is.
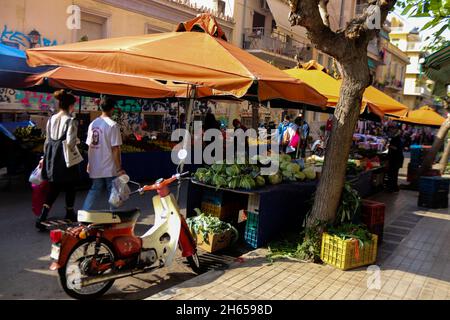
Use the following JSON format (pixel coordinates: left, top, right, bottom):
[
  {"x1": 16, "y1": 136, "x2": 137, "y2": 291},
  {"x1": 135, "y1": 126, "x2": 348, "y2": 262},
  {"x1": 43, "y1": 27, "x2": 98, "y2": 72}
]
[
  {"x1": 24, "y1": 66, "x2": 176, "y2": 98},
  {"x1": 285, "y1": 60, "x2": 409, "y2": 118},
  {"x1": 26, "y1": 14, "x2": 327, "y2": 107},
  {"x1": 396, "y1": 106, "x2": 447, "y2": 127}
]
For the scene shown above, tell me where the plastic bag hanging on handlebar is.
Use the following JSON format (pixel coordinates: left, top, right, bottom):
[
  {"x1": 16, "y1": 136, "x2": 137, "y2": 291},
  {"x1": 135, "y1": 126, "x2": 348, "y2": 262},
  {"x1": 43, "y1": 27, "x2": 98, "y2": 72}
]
[{"x1": 109, "y1": 175, "x2": 131, "y2": 208}]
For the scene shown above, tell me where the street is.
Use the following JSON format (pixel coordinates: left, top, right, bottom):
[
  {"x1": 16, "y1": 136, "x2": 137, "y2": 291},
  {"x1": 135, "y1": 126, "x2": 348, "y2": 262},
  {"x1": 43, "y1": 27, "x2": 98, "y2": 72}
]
[{"x1": 0, "y1": 176, "x2": 199, "y2": 299}]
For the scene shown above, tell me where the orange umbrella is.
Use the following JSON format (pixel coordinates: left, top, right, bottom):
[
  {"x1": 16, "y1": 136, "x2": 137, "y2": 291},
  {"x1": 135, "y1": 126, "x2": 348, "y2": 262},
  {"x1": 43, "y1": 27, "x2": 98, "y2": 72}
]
[
  {"x1": 26, "y1": 14, "x2": 327, "y2": 107},
  {"x1": 284, "y1": 60, "x2": 408, "y2": 118},
  {"x1": 22, "y1": 66, "x2": 175, "y2": 98},
  {"x1": 395, "y1": 106, "x2": 446, "y2": 127}
]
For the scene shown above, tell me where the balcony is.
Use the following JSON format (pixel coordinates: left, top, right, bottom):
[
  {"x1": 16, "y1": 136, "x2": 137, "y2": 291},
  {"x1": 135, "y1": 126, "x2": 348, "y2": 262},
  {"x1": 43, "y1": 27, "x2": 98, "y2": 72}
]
[
  {"x1": 243, "y1": 28, "x2": 312, "y2": 68},
  {"x1": 407, "y1": 42, "x2": 423, "y2": 51}
]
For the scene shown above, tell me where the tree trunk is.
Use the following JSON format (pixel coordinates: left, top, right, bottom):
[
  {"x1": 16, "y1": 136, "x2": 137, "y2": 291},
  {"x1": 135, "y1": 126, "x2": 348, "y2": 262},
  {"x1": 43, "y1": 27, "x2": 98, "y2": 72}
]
[
  {"x1": 307, "y1": 57, "x2": 369, "y2": 225},
  {"x1": 438, "y1": 138, "x2": 450, "y2": 174},
  {"x1": 416, "y1": 117, "x2": 450, "y2": 179}
]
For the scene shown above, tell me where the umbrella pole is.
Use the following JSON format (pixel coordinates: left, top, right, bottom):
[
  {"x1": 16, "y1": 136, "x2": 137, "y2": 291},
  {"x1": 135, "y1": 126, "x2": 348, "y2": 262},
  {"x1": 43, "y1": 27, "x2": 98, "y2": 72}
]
[{"x1": 176, "y1": 84, "x2": 196, "y2": 200}]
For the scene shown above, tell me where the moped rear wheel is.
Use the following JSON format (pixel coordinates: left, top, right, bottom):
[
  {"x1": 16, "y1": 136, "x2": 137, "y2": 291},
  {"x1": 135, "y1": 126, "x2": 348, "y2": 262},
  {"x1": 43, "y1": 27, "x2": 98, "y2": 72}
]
[
  {"x1": 58, "y1": 238, "x2": 115, "y2": 300},
  {"x1": 186, "y1": 252, "x2": 202, "y2": 274}
]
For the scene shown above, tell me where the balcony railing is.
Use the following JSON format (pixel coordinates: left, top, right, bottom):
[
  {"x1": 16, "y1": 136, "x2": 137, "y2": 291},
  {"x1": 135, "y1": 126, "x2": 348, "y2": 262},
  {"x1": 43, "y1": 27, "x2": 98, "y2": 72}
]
[
  {"x1": 407, "y1": 42, "x2": 423, "y2": 51},
  {"x1": 243, "y1": 28, "x2": 312, "y2": 61}
]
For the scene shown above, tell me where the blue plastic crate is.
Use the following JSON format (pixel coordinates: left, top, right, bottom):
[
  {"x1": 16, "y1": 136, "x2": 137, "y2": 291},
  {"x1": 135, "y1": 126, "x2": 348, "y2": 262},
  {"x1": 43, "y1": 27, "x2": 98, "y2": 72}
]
[
  {"x1": 244, "y1": 211, "x2": 268, "y2": 248},
  {"x1": 418, "y1": 190, "x2": 448, "y2": 209},
  {"x1": 419, "y1": 177, "x2": 450, "y2": 194}
]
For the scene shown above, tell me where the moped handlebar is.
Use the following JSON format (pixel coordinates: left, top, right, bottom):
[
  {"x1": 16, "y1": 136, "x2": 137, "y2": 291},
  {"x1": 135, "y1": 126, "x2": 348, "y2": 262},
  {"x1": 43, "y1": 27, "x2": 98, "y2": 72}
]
[{"x1": 137, "y1": 172, "x2": 190, "y2": 194}]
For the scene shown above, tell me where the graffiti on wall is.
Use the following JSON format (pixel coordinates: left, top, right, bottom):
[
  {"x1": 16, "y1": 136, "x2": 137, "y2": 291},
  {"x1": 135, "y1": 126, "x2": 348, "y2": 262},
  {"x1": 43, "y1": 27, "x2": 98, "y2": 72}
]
[
  {"x1": 1, "y1": 25, "x2": 58, "y2": 49},
  {"x1": 15, "y1": 91, "x2": 56, "y2": 112}
]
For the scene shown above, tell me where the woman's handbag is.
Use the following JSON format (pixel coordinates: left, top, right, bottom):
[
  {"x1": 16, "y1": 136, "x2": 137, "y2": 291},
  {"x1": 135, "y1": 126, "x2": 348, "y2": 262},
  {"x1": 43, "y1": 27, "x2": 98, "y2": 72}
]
[{"x1": 62, "y1": 140, "x2": 83, "y2": 168}]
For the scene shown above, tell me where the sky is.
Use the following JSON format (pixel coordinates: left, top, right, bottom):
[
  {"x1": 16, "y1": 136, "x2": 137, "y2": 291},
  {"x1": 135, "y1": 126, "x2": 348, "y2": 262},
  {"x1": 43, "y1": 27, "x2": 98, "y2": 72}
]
[{"x1": 391, "y1": 5, "x2": 449, "y2": 47}]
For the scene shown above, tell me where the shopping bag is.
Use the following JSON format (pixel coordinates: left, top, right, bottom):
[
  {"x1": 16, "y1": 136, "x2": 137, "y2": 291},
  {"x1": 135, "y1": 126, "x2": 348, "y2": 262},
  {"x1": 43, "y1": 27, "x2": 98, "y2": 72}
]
[
  {"x1": 62, "y1": 140, "x2": 83, "y2": 168},
  {"x1": 32, "y1": 181, "x2": 50, "y2": 216},
  {"x1": 109, "y1": 175, "x2": 131, "y2": 208},
  {"x1": 29, "y1": 165, "x2": 43, "y2": 185}
]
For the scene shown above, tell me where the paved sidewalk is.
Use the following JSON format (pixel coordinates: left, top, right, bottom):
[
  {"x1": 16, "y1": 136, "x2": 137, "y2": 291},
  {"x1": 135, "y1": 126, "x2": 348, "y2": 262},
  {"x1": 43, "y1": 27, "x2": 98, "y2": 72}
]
[{"x1": 148, "y1": 189, "x2": 450, "y2": 300}]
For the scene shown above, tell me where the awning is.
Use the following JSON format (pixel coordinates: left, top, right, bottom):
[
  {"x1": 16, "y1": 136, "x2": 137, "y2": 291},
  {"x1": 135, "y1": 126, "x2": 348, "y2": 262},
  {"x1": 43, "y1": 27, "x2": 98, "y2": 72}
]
[
  {"x1": 394, "y1": 105, "x2": 447, "y2": 127},
  {"x1": 265, "y1": 0, "x2": 308, "y2": 42}
]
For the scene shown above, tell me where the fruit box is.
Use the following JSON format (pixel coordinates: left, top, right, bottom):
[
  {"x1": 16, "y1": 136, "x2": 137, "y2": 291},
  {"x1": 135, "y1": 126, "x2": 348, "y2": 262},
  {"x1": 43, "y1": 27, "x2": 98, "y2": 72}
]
[
  {"x1": 194, "y1": 229, "x2": 232, "y2": 253},
  {"x1": 320, "y1": 233, "x2": 378, "y2": 271}
]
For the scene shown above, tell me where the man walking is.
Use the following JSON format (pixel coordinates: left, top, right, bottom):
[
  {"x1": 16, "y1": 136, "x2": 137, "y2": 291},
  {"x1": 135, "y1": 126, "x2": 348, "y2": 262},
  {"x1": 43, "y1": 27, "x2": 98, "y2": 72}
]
[
  {"x1": 299, "y1": 114, "x2": 310, "y2": 159},
  {"x1": 83, "y1": 96, "x2": 124, "y2": 210}
]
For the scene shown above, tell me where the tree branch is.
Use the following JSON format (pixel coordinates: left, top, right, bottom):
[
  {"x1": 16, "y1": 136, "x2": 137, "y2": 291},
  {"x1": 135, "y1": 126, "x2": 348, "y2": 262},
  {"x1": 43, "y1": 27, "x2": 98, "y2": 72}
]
[
  {"x1": 344, "y1": 0, "x2": 397, "y2": 40},
  {"x1": 288, "y1": 0, "x2": 346, "y2": 59}
]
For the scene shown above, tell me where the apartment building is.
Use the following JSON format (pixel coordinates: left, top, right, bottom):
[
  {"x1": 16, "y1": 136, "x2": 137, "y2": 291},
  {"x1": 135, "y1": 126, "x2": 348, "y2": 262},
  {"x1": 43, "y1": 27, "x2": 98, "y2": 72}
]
[{"x1": 388, "y1": 13, "x2": 435, "y2": 109}]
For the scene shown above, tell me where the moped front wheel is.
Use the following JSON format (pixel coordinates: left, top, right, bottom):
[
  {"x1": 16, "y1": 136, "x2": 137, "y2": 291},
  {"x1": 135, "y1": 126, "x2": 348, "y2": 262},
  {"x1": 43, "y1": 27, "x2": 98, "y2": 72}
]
[
  {"x1": 186, "y1": 252, "x2": 202, "y2": 274},
  {"x1": 58, "y1": 238, "x2": 116, "y2": 300}
]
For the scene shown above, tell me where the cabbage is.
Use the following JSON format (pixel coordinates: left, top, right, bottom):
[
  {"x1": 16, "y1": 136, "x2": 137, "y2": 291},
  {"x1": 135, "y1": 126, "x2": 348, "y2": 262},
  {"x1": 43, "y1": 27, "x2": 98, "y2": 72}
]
[
  {"x1": 295, "y1": 172, "x2": 306, "y2": 181},
  {"x1": 228, "y1": 176, "x2": 241, "y2": 189},
  {"x1": 303, "y1": 167, "x2": 316, "y2": 180},
  {"x1": 280, "y1": 154, "x2": 291, "y2": 163},
  {"x1": 240, "y1": 175, "x2": 256, "y2": 190},
  {"x1": 255, "y1": 175, "x2": 266, "y2": 187},
  {"x1": 225, "y1": 164, "x2": 241, "y2": 177},
  {"x1": 286, "y1": 163, "x2": 300, "y2": 173},
  {"x1": 280, "y1": 161, "x2": 290, "y2": 171},
  {"x1": 268, "y1": 173, "x2": 282, "y2": 185}
]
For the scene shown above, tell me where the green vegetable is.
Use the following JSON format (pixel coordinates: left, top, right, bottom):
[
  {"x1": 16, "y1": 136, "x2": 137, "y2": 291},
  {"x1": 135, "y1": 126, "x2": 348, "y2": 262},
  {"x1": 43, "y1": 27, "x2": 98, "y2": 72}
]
[
  {"x1": 255, "y1": 175, "x2": 266, "y2": 187},
  {"x1": 303, "y1": 167, "x2": 316, "y2": 180},
  {"x1": 268, "y1": 172, "x2": 282, "y2": 185},
  {"x1": 286, "y1": 163, "x2": 300, "y2": 173},
  {"x1": 225, "y1": 164, "x2": 241, "y2": 177},
  {"x1": 295, "y1": 172, "x2": 306, "y2": 181},
  {"x1": 228, "y1": 176, "x2": 241, "y2": 189},
  {"x1": 187, "y1": 209, "x2": 239, "y2": 245}
]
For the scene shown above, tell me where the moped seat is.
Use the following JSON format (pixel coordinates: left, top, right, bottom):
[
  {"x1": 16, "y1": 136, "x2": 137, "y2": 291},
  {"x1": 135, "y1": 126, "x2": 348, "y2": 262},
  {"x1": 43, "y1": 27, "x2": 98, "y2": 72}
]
[{"x1": 78, "y1": 208, "x2": 140, "y2": 224}]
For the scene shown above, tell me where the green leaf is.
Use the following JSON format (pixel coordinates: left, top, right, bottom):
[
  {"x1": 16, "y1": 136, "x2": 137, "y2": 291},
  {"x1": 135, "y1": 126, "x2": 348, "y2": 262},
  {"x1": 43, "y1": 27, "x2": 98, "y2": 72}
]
[{"x1": 401, "y1": 3, "x2": 415, "y2": 15}]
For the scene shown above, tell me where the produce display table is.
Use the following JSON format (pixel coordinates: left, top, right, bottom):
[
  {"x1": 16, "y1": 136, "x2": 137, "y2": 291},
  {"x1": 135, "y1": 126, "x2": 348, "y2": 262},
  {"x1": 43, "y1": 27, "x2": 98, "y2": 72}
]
[
  {"x1": 187, "y1": 179, "x2": 319, "y2": 247},
  {"x1": 186, "y1": 164, "x2": 387, "y2": 248}
]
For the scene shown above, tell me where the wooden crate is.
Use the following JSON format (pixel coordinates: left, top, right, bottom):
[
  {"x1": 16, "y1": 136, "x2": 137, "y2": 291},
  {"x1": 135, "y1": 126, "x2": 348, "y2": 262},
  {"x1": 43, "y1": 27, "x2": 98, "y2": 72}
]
[{"x1": 194, "y1": 230, "x2": 232, "y2": 253}]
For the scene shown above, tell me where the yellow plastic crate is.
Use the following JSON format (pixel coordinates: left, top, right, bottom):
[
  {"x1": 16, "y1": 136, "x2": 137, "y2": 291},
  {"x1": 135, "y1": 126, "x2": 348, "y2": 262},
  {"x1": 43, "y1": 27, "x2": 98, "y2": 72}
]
[{"x1": 320, "y1": 233, "x2": 378, "y2": 270}]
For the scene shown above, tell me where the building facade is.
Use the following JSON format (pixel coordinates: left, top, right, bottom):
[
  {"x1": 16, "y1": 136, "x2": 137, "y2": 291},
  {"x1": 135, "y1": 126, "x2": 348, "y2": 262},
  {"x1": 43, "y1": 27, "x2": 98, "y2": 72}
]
[{"x1": 388, "y1": 13, "x2": 434, "y2": 109}]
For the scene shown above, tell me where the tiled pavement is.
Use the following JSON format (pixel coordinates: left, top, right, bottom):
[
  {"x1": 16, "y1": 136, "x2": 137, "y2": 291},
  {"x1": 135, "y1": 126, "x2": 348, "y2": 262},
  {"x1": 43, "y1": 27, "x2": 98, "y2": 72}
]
[{"x1": 148, "y1": 188, "x2": 450, "y2": 300}]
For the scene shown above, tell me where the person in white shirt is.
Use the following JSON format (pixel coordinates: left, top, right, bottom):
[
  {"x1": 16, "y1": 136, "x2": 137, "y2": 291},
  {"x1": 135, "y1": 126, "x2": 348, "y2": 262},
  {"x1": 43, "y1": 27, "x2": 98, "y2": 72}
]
[
  {"x1": 36, "y1": 90, "x2": 80, "y2": 230},
  {"x1": 82, "y1": 96, "x2": 125, "y2": 210}
]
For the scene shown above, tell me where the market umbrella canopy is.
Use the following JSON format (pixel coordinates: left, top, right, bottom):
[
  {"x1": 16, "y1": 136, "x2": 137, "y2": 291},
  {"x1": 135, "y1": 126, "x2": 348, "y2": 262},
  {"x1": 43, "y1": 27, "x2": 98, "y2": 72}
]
[
  {"x1": 175, "y1": 13, "x2": 227, "y2": 41},
  {"x1": 395, "y1": 105, "x2": 446, "y2": 127},
  {"x1": 0, "y1": 43, "x2": 53, "y2": 88},
  {"x1": 283, "y1": 60, "x2": 409, "y2": 118},
  {"x1": 21, "y1": 66, "x2": 175, "y2": 99},
  {"x1": 26, "y1": 14, "x2": 326, "y2": 107}
]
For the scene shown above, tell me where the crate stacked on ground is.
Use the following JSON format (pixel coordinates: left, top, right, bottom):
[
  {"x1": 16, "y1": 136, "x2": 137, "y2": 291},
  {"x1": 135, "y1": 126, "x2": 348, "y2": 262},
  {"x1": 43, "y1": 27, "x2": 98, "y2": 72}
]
[
  {"x1": 320, "y1": 233, "x2": 378, "y2": 270},
  {"x1": 418, "y1": 177, "x2": 449, "y2": 209},
  {"x1": 407, "y1": 145, "x2": 432, "y2": 182},
  {"x1": 361, "y1": 199, "x2": 385, "y2": 243}
]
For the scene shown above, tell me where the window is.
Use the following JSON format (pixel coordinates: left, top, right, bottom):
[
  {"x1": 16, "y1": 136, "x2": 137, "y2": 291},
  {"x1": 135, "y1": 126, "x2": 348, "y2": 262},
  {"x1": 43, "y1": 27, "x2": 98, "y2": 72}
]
[
  {"x1": 317, "y1": 53, "x2": 324, "y2": 65},
  {"x1": 77, "y1": 12, "x2": 107, "y2": 41},
  {"x1": 217, "y1": 0, "x2": 226, "y2": 15},
  {"x1": 327, "y1": 57, "x2": 333, "y2": 73},
  {"x1": 252, "y1": 11, "x2": 266, "y2": 33}
]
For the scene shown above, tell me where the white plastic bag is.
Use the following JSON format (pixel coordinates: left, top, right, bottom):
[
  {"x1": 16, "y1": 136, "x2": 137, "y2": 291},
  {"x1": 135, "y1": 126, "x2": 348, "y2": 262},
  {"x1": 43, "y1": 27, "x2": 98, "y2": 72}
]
[
  {"x1": 29, "y1": 165, "x2": 43, "y2": 185},
  {"x1": 109, "y1": 175, "x2": 131, "y2": 208}
]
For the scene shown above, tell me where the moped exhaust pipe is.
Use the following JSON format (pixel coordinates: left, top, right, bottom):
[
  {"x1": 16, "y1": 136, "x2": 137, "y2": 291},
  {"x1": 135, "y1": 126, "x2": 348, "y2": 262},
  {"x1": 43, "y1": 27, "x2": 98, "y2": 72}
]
[{"x1": 80, "y1": 266, "x2": 158, "y2": 287}]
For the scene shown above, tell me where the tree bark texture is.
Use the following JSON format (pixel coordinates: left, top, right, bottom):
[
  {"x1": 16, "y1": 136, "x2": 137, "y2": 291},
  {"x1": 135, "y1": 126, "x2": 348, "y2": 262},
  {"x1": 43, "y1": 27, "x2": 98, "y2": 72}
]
[
  {"x1": 418, "y1": 117, "x2": 450, "y2": 178},
  {"x1": 288, "y1": 0, "x2": 397, "y2": 225},
  {"x1": 308, "y1": 57, "x2": 370, "y2": 224},
  {"x1": 438, "y1": 138, "x2": 450, "y2": 174}
]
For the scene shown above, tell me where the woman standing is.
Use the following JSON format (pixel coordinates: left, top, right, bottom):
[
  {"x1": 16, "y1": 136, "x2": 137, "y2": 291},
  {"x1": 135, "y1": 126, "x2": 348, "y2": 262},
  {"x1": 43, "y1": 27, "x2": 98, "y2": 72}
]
[{"x1": 36, "y1": 90, "x2": 80, "y2": 231}]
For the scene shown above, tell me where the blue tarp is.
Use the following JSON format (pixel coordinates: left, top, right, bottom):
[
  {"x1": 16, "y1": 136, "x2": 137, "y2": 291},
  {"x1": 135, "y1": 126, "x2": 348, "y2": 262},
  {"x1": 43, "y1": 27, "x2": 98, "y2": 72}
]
[
  {"x1": 0, "y1": 43, "x2": 53, "y2": 88},
  {"x1": 0, "y1": 121, "x2": 35, "y2": 140}
]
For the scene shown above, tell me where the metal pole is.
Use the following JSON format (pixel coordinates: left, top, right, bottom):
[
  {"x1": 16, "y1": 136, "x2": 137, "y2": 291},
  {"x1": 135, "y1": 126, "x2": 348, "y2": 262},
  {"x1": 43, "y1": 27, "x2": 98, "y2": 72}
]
[{"x1": 176, "y1": 84, "x2": 196, "y2": 201}]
